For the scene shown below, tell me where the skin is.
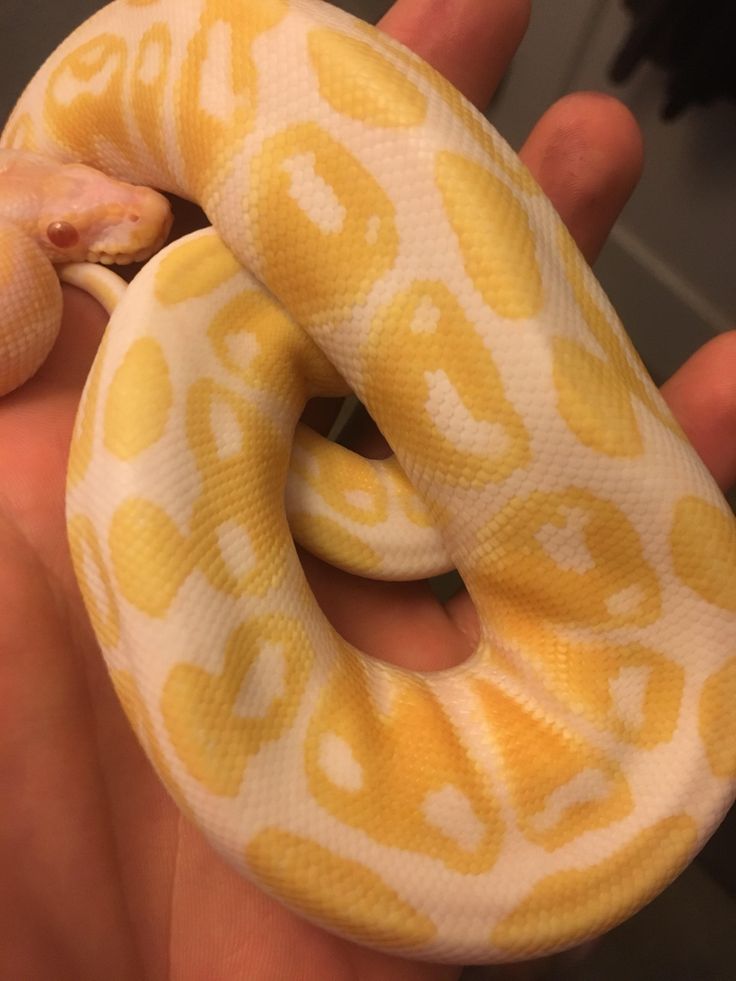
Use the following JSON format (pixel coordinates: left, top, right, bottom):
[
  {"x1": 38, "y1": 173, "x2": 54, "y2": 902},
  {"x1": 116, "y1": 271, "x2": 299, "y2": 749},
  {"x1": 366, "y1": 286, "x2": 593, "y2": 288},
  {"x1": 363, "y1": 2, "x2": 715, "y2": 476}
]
[{"x1": 0, "y1": 0, "x2": 734, "y2": 978}]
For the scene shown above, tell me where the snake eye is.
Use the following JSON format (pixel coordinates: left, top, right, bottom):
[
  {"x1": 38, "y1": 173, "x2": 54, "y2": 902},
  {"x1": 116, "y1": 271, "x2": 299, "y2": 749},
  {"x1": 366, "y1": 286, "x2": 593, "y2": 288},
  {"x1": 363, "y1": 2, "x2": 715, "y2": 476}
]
[{"x1": 47, "y1": 220, "x2": 80, "y2": 249}]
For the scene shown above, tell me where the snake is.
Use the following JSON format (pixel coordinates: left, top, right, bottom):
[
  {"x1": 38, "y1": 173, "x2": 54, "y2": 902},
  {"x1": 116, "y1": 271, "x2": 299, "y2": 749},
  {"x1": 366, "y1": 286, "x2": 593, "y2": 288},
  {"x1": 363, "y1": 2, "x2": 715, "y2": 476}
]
[{"x1": 2, "y1": 0, "x2": 735, "y2": 964}]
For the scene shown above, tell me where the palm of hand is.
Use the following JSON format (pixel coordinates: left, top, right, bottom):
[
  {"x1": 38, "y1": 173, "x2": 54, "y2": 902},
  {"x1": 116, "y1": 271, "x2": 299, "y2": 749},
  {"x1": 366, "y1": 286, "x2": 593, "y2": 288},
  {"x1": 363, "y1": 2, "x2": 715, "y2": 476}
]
[{"x1": 2, "y1": 287, "x2": 460, "y2": 980}]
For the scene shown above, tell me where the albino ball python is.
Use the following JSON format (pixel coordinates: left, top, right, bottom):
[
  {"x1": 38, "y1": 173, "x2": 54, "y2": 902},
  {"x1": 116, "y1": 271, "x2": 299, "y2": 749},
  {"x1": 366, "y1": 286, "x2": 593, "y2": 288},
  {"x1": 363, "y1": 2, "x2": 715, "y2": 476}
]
[{"x1": 2, "y1": 0, "x2": 736, "y2": 964}]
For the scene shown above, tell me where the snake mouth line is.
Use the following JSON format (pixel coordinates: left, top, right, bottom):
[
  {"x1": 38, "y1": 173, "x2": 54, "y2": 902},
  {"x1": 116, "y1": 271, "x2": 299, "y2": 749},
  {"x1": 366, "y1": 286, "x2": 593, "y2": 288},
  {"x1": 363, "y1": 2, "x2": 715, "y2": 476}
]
[{"x1": 87, "y1": 231, "x2": 172, "y2": 266}]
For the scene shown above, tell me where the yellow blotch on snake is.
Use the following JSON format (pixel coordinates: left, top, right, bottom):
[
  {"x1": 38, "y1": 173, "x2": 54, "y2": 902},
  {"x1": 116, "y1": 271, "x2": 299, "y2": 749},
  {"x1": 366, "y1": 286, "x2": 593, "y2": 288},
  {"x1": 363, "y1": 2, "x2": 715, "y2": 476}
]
[
  {"x1": 670, "y1": 496, "x2": 736, "y2": 611},
  {"x1": 491, "y1": 815, "x2": 698, "y2": 956},
  {"x1": 475, "y1": 680, "x2": 632, "y2": 850},
  {"x1": 435, "y1": 151, "x2": 543, "y2": 320},
  {"x1": 174, "y1": 0, "x2": 288, "y2": 197},
  {"x1": 155, "y1": 232, "x2": 241, "y2": 305},
  {"x1": 245, "y1": 828, "x2": 436, "y2": 949},
  {"x1": 109, "y1": 497, "x2": 192, "y2": 616},
  {"x1": 308, "y1": 27, "x2": 427, "y2": 127},
  {"x1": 186, "y1": 380, "x2": 290, "y2": 598},
  {"x1": 104, "y1": 338, "x2": 172, "y2": 460},
  {"x1": 468, "y1": 488, "x2": 661, "y2": 630},
  {"x1": 249, "y1": 122, "x2": 399, "y2": 327},
  {"x1": 699, "y1": 657, "x2": 736, "y2": 779},
  {"x1": 162, "y1": 615, "x2": 314, "y2": 796},
  {"x1": 132, "y1": 23, "x2": 175, "y2": 184},
  {"x1": 68, "y1": 514, "x2": 121, "y2": 650},
  {"x1": 363, "y1": 280, "x2": 530, "y2": 490},
  {"x1": 554, "y1": 224, "x2": 680, "y2": 452},
  {"x1": 305, "y1": 650, "x2": 504, "y2": 874},
  {"x1": 44, "y1": 35, "x2": 134, "y2": 170}
]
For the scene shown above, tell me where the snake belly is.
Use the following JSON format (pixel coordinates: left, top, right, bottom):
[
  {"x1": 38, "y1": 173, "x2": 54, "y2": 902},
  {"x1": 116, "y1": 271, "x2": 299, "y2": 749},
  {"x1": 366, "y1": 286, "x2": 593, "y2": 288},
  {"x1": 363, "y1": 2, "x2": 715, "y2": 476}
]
[{"x1": 3, "y1": 0, "x2": 736, "y2": 963}]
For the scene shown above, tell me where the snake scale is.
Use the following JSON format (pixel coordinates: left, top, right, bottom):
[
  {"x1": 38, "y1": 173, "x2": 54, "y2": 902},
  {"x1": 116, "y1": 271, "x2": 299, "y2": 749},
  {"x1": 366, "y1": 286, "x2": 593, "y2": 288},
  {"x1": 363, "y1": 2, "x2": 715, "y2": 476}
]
[{"x1": 2, "y1": 0, "x2": 735, "y2": 964}]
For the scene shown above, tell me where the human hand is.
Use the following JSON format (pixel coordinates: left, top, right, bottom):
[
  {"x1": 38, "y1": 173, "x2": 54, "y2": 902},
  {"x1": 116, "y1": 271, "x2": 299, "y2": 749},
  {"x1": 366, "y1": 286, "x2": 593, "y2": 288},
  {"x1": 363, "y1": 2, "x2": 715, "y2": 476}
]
[{"x1": 2, "y1": 1, "x2": 734, "y2": 979}]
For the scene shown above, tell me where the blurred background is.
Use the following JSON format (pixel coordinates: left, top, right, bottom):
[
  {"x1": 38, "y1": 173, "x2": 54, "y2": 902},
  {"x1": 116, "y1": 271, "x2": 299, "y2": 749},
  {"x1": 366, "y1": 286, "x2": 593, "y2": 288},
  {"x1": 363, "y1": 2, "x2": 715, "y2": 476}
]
[{"x1": 2, "y1": 1, "x2": 735, "y2": 978}]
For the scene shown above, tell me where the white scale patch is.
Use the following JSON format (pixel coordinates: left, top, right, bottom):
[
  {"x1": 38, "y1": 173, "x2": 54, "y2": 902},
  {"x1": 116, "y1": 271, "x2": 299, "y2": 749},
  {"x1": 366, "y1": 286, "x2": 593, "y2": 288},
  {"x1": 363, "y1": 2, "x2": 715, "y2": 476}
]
[
  {"x1": 51, "y1": 55, "x2": 120, "y2": 105},
  {"x1": 319, "y1": 732, "x2": 364, "y2": 792},
  {"x1": 365, "y1": 214, "x2": 382, "y2": 245},
  {"x1": 609, "y1": 665, "x2": 650, "y2": 731},
  {"x1": 80, "y1": 539, "x2": 112, "y2": 625},
  {"x1": 527, "y1": 768, "x2": 611, "y2": 835},
  {"x1": 233, "y1": 640, "x2": 285, "y2": 720},
  {"x1": 422, "y1": 784, "x2": 485, "y2": 851},
  {"x1": 282, "y1": 153, "x2": 346, "y2": 234},
  {"x1": 409, "y1": 296, "x2": 441, "y2": 334},
  {"x1": 423, "y1": 369, "x2": 509, "y2": 456},
  {"x1": 210, "y1": 396, "x2": 245, "y2": 459},
  {"x1": 606, "y1": 583, "x2": 646, "y2": 619},
  {"x1": 535, "y1": 507, "x2": 596, "y2": 575},
  {"x1": 199, "y1": 21, "x2": 239, "y2": 123},
  {"x1": 137, "y1": 39, "x2": 166, "y2": 86},
  {"x1": 215, "y1": 518, "x2": 255, "y2": 581},
  {"x1": 344, "y1": 488, "x2": 376, "y2": 512},
  {"x1": 219, "y1": 326, "x2": 260, "y2": 374}
]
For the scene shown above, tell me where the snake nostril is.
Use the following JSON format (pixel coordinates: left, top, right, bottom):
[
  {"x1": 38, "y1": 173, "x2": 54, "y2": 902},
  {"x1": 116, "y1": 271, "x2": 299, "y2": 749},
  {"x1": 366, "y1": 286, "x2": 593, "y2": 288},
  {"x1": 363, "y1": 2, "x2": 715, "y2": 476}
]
[
  {"x1": 47, "y1": 220, "x2": 80, "y2": 249},
  {"x1": 129, "y1": 213, "x2": 140, "y2": 223}
]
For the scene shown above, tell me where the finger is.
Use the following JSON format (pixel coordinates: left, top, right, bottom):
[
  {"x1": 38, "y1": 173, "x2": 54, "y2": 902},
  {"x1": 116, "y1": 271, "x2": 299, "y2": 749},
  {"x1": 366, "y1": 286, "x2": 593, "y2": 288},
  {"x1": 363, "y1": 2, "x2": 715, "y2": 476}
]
[
  {"x1": 661, "y1": 330, "x2": 736, "y2": 492},
  {"x1": 519, "y1": 92, "x2": 643, "y2": 264},
  {"x1": 379, "y1": 0, "x2": 531, "y2": 109}
]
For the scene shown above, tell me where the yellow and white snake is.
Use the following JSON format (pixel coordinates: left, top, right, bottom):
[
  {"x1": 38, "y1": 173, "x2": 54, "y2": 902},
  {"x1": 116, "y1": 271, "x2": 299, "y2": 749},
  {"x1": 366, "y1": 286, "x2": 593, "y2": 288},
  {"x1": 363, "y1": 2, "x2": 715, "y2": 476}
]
[{"x1": 2, "y1": 0, "x2": 735, "y2": 964}]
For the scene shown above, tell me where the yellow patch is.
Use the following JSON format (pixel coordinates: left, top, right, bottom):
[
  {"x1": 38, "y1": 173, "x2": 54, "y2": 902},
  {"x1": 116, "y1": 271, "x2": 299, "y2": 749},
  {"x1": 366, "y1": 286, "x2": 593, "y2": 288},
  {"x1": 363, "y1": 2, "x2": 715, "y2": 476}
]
[
  {"x1": 305, "y1": 650, "x2": 504, "y2": 874},
  {"x1": 246, "y1": 828, "x2": 436, "y2": 949},
  {"x1": 552, "y1": 336, "x2": 646, "y2": 457},
  {"x1": 556, "y1": 225, "x2": 680, "y2": 444},
  {"x1": 308, "y1": 28, "x2": 427, "y2": 127},
  {"x1": 174, "y1": 0, "x2": 287, "y2": 198},
  {"x1": 132, "y1": 23, "x2": 176, "y2": 185},
  {"x1": 207, "y1": 287, "x2": 344, "y2": 399},
  {"x1": 292, "y1": 426, "x2": 388, "y2": 526},
  {"x1": 104, "y1": 338, "x2": 173, "y2": 460},
  {"x1": 475, "y1": 680, "x2": 632, "y2": 849},
  {"x1": 385, "y1": 459, "x2": 436, "y2": 528},
  {"x1": 44, "y1": 34, "x2": 134, "y2": 169},
  {"x1": 67, "y1": 514, "x2": 120, "y2": 649},
  {"x1": 249, "y1": 122, "x2": 398, "y2": 327},
  {"x1": 289, "y1": 512, "x2": 382, "y2": 575},
  {"x1": 699, "y1": 657, "x2": 736, "y2": 778},
  {"x1": 109, "y1": 497, "x2": 193, "y2": 616},
  {"x1": 364, "y1": 280, "x2": 530, "y2": 490},
  {"x1": 468, "y1": 488, "x2": 661, "y2": 630},
  {"x1": 155, "y1": 233, "x2": 241, "y2": 305},
  {"x1": 670, "y1": 496, "x2": 736, "y2": 610},
  {"x1": 186, "y1": 379, "x2": 290, "y2": 598},
  {"x1": 161, "y1": 615, "x2": 314, "y2": 795},
  {"x1": 492, "y1": 815, "x2": 698, "y2": 955},
  {"x1": 532, "y1": 633, "x2": 684, "y2": 750},
  {"x1": 354, "y1": 20, "x2": 541, "y2": 196},
  {"x1": 435, "y1": 151, "x2": 543, "y2": 319}
]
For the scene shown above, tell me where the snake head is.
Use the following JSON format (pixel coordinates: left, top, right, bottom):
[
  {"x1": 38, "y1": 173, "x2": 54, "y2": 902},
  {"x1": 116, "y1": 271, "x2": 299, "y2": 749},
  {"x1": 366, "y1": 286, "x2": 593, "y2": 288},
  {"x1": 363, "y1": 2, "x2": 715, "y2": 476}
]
[
  {"x1": 38, "y1": 160, "x2": 173, "y2": 265},
  {"x1": 0, "y1": 150, "x2": 173, "y2": 265}
]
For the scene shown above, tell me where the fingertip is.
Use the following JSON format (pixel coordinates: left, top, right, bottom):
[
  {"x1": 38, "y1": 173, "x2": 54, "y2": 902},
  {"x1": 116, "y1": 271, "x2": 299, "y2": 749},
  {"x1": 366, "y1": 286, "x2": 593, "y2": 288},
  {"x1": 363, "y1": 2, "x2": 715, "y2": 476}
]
[
  {"x1": 380, "y1": 0, "x2": 531, "y2": 108},
  {"x1": 520, "y1": 91, "x2": 643, "y2": 262},
  {"x1": 661, "y1": 329, "x2": 736, "y2": 492}
]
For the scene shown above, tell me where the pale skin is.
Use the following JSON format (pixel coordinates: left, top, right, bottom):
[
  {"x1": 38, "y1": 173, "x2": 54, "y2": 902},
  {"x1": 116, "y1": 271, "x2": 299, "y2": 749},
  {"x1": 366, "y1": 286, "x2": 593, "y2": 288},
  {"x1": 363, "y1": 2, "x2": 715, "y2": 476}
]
[{"x1": 1, "y1": 0, "x2": 735, "y2": 978}]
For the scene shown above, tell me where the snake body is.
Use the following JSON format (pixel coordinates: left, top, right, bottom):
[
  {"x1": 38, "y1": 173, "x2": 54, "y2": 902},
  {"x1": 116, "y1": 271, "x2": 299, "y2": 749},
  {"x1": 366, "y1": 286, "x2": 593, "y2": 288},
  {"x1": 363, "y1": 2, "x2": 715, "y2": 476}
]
[{"x1": 2, "y1": 0, "x2": 736, "y2": 963}]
